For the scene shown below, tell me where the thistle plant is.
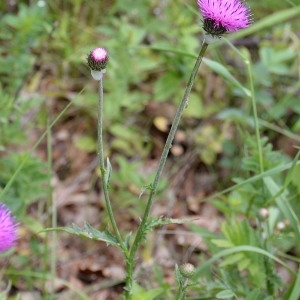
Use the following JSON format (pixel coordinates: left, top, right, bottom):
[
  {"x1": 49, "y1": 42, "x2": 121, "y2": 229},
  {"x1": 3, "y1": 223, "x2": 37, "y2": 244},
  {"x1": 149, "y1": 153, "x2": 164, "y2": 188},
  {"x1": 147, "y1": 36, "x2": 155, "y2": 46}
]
[
  {"x1": 0, "y1": 204, "x2": 18, "y2": 253},
  {"x1": 54, "y1": 1, "x2": 253, "y2": 299},
  {"x1": 175, "y1": 263, "x2": 196, "y2": 300}
]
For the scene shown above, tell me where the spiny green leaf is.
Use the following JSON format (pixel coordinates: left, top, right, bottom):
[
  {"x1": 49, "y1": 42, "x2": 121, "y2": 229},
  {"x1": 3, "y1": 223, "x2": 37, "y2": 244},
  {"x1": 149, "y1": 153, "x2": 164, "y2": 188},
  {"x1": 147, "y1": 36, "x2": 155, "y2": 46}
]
[
  {"x1": 174, "y1": 264, "x2": 184, "y2": 286},
  {"x1": 45, "y1": 222, "x2": 119, "y2": 246},
  {"x1": 146, "y1": 217, "x2": 197, "y2": 230}
]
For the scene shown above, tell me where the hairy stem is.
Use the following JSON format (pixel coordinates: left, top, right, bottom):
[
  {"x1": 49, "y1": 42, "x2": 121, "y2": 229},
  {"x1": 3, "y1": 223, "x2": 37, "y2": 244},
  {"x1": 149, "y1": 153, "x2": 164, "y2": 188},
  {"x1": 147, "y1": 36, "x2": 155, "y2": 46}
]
[
  {"x1": 124, "y1": 40, "x2": 209, "y2": 299},
  {"x1": 97, "y1": 78, "x2": 124, "y2": 248}
]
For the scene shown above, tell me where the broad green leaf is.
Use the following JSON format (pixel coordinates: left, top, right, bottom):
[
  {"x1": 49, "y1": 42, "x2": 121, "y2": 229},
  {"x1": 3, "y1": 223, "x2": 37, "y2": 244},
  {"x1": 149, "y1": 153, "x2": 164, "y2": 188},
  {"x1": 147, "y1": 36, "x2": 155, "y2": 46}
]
[
  {"x1": 245, "y1": 289, "x2": 261, "y2": 300},
  {"x1": 153, "y1": 72, "x2": 181, "y2": 102},
  {"x1": 74, "y1": 135, "x2": 96, "y2": 152},
  {"x1": 132, "y1": 283, "x2": 164, "y2": 300},
  {"x1": 184, "y1": 92, "x2": 203, "y2": 118},
  {"x1": 211, "y1": 239, "x2": 234, "y2": 248},
  {"x1": 219, "y1": 253, "x2": 244, "y2": 267},
  {"x1": 237, "y1": 258, "x2": 251, "y2": 271},
  {"x1": 216, "y1": 289, "x2": 235, "y2": 299}
]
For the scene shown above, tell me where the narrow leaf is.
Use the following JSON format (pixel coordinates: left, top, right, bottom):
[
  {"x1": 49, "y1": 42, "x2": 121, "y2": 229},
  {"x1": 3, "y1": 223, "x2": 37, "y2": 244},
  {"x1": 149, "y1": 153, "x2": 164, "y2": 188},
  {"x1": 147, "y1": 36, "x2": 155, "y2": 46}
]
[
  {"x1": 104, "y1": 157, "x2": 112, "y2": 185},
  {"x1": 203, "y1": 58, "x2": 250, "y2": 97},
  {"x1": 264, "y1": 176, "x2": 300, "y2": 241},
  {"x1": 211, "y1": 239, "x2": 234, "y2": 248},
  {"x1": 286, "y1": 268, "x2": 300, "y2": 300}
]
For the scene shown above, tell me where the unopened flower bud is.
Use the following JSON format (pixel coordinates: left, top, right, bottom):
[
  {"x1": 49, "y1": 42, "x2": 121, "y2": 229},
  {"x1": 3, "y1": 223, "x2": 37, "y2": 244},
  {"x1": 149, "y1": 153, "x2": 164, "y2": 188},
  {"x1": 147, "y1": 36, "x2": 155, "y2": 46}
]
[
  {"x1": 179, "y1": 263, "x2": 195, "y2": 278},
  {"x1": 87, "y1": 48, "x2": 109, "y2": 80},
  {"x1": 276, "y1": 221, "x2": 286, "y2": 231},
  {"x1": 259, "y1": 208, "x2": 269, "y2": 219}
]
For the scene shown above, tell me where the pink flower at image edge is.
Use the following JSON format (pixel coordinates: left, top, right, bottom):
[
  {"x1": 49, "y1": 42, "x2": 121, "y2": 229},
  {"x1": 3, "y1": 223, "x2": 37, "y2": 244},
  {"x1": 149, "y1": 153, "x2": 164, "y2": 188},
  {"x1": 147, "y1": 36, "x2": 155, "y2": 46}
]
[
  {"x1": 0, "y1": 204, "x2": 18, "y2": 252},
  {"x1": 197, "y1": 0, "x2": 252, "y2": 35}
]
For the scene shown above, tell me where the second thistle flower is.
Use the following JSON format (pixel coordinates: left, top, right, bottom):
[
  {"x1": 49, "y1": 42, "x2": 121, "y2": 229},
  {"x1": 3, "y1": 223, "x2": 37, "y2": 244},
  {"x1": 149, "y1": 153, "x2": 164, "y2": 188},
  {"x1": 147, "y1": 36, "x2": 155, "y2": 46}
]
[
  {"x1": 0, "y1": 204, "x2": 18, "y2": 252},
  {"x1": 197, "y1": 0, "x2": 253, "y2": 37}
]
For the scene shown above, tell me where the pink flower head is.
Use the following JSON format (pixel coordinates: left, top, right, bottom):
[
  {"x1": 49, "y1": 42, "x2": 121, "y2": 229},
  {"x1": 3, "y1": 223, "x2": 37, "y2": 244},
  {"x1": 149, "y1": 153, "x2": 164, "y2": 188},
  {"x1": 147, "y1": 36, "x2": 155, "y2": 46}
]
[
  {"x1": 197, "y1": 0, "x2": 252, "y2": 37},
  {"x1": 87, "y1": 47, "x2": 109, "y2": 71},
  {"x1": 0, "y1": 204, "x2": 18, "y2": 252}
]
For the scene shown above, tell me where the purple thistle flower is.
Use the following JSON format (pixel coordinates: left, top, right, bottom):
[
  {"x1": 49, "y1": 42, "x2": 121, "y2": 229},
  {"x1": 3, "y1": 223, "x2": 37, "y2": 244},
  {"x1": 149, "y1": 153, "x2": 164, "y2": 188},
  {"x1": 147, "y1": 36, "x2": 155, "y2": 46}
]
[
  {"x1": 0, "y1": 204, "x2": 18, "y2": 252},
  {"x1": 87, "y1": 47, "x2": 109, "y2": 72},
  {"x1": 197, "y1": 0, "x2": 252, "y2": 37}
]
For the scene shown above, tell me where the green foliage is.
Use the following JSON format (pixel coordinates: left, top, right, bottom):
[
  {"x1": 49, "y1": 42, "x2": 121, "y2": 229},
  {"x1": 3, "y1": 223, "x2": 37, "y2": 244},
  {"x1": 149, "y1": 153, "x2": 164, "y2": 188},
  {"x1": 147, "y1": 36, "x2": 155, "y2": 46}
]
[
  {"x1": 0, "y1": 4, "x2": 50, "y2": 93},
  {"x1": 131, "y1": 282, "x2": 164, "y2": 300},
  {"x1": 241, "y1": 136, "x2": 285, "y2": 174},
  {"x1": 0, "y1": 3, "x2": 49, "y2": 150},
  {"x1": 212, "y1": 220, "x2": 267, "y2": 287},
  {"x1": 108, "y1": 155, "x2": 167, "y2": 215},
  {"x1": 0, "y1": 153, "x2": 49, "y2": 214},
  {"x1": 0, "y1": 3, "x2": 52, "y2": 295},
  {"x1": 1, "y1": 0, "x2": 300, "y2": 299},
  {"x1": 0, "y1": 88, "x2": 26, "y2": 150}
]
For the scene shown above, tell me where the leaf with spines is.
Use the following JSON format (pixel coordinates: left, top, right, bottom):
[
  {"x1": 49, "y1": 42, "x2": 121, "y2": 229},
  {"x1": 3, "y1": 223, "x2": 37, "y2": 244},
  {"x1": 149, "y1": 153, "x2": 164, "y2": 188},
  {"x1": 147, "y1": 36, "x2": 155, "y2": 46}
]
[
  {"x1": 174, "y1": 264, "x2": 184, "y2": 286},
  {"x1": 45, "y1": 222, "x2": 119, "y2": 246},
  {"x1": 146, "y1": 217, "x2": 197, "y2": 231}
]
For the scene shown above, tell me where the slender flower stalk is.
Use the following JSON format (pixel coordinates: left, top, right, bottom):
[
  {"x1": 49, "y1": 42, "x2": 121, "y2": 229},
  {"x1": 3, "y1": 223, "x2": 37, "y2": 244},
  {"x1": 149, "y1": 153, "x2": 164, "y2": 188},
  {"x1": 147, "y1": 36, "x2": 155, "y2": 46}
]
[
  {"x1": 88, "y1": 2, "x2": 253, "y2": 298},
  {"x1": 87, "y1": 48, "x2": 124, "y2": 249},
  {"x1": 124, "y1": 1, "x2": 253, "y2": 297},
  {"x1": 124, "y1": 40, "x2": 209, "y2": 299},
  {"x1": 0, "y1": 204, "x2": 18, "y2": 252},
  {"x1": 244, "y1": 50, "x2": 264, "y2": 175},
  {"x1": 97, "y1": 78, "x2": 124, "y2": 248}
]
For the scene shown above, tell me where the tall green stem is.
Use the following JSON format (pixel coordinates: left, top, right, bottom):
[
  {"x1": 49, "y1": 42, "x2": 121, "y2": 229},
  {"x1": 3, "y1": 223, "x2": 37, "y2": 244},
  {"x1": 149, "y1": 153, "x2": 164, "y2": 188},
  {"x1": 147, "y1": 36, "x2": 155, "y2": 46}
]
[
  {"x1": 244, "y1": 50, "x2": 264, "y2": 174},
  {"x1": 97, "y1": 78, "x2": 124, "y2": 248},
  {"x1": 124, "y1": 40, "x2": 209, "y2": 299}
]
